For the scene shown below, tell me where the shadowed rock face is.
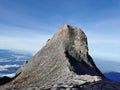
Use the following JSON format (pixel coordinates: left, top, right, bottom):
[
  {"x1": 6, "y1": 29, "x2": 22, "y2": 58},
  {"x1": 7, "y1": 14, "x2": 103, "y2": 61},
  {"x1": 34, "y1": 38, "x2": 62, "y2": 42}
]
[
  {"x1": 0, "y1": 24, "x2": 120, "y2": 90},
  {"x1": 16, "y1": 24, "x2": 103, "y2": 77}
]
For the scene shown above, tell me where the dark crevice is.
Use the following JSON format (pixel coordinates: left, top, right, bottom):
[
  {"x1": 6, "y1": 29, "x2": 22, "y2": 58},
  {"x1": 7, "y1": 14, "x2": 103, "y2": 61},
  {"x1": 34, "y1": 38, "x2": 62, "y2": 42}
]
[{"x1": 65, "y1": 51, "x2": 104, "y2": 76}]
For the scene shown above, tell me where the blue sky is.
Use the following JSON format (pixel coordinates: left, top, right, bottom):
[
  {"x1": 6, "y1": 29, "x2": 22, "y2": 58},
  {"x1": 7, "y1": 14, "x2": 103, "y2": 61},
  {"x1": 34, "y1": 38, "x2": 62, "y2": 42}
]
[{"x1": 0, "y1": 0, "x2": 120, "y2": 62}]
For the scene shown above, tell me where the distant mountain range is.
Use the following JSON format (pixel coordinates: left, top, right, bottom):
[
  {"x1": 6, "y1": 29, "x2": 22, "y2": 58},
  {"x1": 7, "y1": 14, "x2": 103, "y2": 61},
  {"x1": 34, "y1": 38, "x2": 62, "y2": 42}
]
[
  {"x1": 94, "y1": 58, "x2": 120, "y2": 82},
  {"x1": 104, "y1": 72, "x2": 120, "y2": 82}
]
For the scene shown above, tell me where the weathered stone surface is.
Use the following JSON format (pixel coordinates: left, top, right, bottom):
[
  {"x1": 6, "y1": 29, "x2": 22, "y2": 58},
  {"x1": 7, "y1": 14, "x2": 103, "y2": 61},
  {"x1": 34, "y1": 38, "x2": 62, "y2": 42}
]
[
  {"x1": 0, "y1": 24, "x2": 120, "y2": 90},
  {"x1": 80, "y1": 80, "x2": 120, "y2": 90}
]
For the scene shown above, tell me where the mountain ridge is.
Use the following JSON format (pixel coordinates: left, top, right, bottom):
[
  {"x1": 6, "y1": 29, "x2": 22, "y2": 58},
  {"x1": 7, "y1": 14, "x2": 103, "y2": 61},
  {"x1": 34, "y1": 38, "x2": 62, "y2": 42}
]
[{"x1": 0, "y1": 24, "x2": 120, "y2": 90}]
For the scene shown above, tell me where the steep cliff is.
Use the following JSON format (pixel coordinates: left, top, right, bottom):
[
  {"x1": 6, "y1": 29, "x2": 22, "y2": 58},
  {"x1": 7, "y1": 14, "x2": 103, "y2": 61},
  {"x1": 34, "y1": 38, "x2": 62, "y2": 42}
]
[{"x1": 0, "y1": 24, "x2": 120, "y2": 90}]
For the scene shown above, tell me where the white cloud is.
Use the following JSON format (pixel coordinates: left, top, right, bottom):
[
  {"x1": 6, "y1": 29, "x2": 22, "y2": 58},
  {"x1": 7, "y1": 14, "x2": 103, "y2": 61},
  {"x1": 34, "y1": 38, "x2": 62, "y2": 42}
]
[
  {"x1": 0, "y1": 23, "x2": 53, "y2": 54},
  {"x1": 87, "y1": 35, "x2": 120, "y2": 45},
  {"x1": 81, "y1": 18, "x2": 120, "y2": 62},
  {"x1": 87, "y1": 34, "x2": 120, "y2": 62},
  {"x1": 0, "y1": 64, "x2": 20, "y2": 72},
  {"x1": 0, "y1": 73, "x2": 15, "y2": 77},
  {"x1": 0, "y1": 34, "x2": 52, "y2": 54}
]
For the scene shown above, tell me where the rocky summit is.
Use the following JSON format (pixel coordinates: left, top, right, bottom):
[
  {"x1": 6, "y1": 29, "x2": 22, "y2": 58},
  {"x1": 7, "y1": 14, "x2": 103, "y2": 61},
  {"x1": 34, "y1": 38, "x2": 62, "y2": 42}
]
[{"x1": 0, "y1": 24, "x2": 120, "y2": 90}]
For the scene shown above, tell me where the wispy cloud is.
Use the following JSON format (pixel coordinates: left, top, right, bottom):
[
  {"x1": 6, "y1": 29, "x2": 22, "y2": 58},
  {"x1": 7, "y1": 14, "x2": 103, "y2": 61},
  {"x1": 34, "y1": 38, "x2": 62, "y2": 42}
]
[
  {"x1": 0, "y1": 73, "x2": 15, "y2": 77},
  {"x1": 83, "y1": 18, "x2": 120, "y2": 62},
  {"x1": 88, "y1": 35, "x2": 120, "y2": 45},
  {"x1": 0, "y1": 35, "x2": 52, "y2": 54},
  {"x1": 0, "y1": 24, "x2": 52, "y2": 54}
]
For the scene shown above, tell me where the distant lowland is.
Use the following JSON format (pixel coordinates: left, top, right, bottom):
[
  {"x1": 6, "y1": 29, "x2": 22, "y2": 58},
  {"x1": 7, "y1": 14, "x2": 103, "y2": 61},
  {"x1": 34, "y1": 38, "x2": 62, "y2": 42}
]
[
  {"x1": 0, "y1": 49, "x2": 32, "y2": 77},
  {"x1": 0, "y1": 49, "x2": 120, "y2": 82}
]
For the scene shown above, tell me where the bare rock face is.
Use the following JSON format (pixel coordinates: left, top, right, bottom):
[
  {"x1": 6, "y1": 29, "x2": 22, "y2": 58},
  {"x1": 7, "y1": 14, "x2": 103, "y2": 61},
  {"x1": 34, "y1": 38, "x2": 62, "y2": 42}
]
[
  {"x1": 0, "y1": 24, "x2": 120, "y2": 90},
  {"x1": 16, "y1": 24, "x2": 103, "y2": 77}
]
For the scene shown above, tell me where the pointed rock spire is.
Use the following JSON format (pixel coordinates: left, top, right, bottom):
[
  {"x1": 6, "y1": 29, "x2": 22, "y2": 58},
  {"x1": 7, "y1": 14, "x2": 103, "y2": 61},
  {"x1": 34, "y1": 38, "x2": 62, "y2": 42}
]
[{"x1": 0, "y1": 24, "x2": 109, "y2": 90}]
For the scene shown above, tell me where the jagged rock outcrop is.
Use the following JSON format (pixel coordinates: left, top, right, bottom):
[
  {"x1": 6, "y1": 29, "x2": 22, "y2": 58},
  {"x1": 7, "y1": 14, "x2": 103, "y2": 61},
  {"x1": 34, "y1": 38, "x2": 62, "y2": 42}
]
[{"x1": 0, "y1": 24, "x2": 120, "y2": 90}]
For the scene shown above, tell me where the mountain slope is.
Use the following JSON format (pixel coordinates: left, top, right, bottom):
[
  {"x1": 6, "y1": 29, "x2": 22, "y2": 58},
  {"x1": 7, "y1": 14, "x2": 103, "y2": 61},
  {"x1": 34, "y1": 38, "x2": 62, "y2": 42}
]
[{"x1": 0, "y1": 24, "x2": 120, "y2": 90}]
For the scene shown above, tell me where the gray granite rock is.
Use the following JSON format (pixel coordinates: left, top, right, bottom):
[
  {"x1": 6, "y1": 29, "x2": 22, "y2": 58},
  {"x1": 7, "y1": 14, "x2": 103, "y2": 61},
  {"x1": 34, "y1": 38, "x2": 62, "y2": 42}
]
[{"x1": 0, "y1": 24, "x2": 120, "y2": 90}]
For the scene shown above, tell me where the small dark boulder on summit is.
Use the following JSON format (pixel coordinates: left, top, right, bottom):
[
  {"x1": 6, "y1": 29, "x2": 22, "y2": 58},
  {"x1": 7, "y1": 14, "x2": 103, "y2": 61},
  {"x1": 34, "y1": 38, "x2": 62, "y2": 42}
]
[{"x1": 0, "y1": 24, "x2": 120, "y2": 90}]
